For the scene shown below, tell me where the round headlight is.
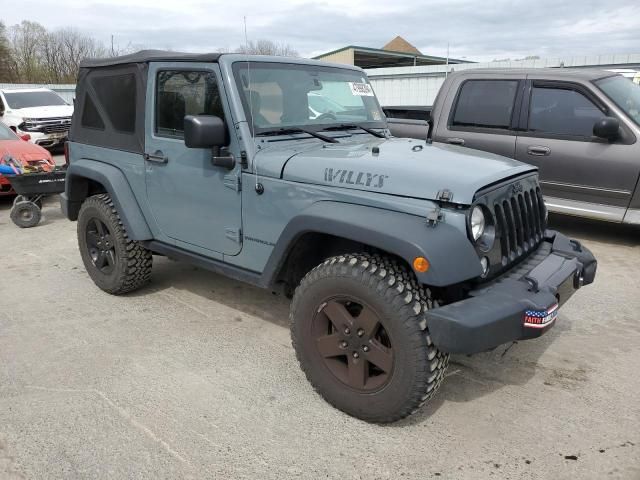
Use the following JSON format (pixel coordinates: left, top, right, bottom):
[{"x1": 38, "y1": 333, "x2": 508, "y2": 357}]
[{"x1": 470, "y1": 206, "x2": 486, "y2": 241}]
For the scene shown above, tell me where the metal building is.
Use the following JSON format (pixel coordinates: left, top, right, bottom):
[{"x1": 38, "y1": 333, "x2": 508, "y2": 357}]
[
  {"x1": 314, "y1": 36, "x2": 471, "y2": 69},
  {"x1": 366, "y1": 53, "x2": 640, "y2": 107}
]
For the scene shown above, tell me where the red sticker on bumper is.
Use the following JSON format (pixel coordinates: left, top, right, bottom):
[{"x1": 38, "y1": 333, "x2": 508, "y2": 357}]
[{"x1": 524, "y1": 304, "x2": 558, "y2": 329}]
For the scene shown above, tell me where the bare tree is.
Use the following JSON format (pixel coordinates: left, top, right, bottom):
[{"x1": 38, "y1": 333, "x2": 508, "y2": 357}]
[
  {"x1": 0, "y1": 22, "x2": 15, "y2": 82},
  {"x1": 8, "y1": 21, "x2": 47, "y2": 82},
  {"x1": 236, "y1": 39, "x2": 298, "y2": 57},
  {"x1": 8, "y1": 22, "x2": 109, "y2": 83}
]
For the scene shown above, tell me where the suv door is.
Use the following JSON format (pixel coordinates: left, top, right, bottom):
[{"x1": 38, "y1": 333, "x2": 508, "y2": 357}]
[
  {"x1": 516, "y1": 80, "x2": 637, "y2": 221},
  {"x1": 433, "y1": 75, "x2": 525, "y2": 158},
  {"x1": 144, "y1": 63, "x2": 242, "y2": 256}
]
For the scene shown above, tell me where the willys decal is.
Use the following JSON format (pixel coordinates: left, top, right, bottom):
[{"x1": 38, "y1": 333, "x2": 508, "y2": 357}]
[{"x1": 324, "y1": 168, "x2": 389, "y2": 188}]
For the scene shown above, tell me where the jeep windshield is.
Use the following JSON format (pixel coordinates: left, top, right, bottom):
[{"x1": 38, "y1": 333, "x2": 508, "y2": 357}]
[
  {"x1": 595, "y1": 75, "x2": 640, "y2": 126},
  {"x1": 4, "y1": 90, "x2": 68, "y2": 109},
  {"x1": 233, "y1": 62, "x2": 386, "y2": 135}
]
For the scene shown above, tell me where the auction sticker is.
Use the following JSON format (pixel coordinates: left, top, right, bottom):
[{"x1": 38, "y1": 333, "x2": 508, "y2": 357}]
[{"x1": 349, "y1": 82, "x2": 374, "y2": 96}]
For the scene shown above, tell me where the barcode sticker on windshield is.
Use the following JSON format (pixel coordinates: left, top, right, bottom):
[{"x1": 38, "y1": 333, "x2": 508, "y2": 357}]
[{"x1": 349, "y1": 82, "x2": 374, "y2": 96}]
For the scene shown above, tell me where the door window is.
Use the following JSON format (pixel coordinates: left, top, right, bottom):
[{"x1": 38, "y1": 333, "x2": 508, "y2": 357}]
[
  {"x1": 155, "y1": 70, "x2": 224, "y2": 138},
  {"x1": 451, "y1": 80, "x2": 519, "y2": 130},
  {"x1": 528, "y1": 87, "x2": 603, "y2": 137}
]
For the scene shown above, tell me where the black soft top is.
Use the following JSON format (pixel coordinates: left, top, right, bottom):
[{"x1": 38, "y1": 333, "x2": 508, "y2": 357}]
[{"x1": 80, "y1": 50, "x2": 223, "y2": 68}]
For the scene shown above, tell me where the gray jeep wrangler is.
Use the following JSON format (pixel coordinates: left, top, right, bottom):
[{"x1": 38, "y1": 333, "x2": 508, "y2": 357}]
[{"x1": 62, "y1": 51, "x2": 597, "y2": 423}]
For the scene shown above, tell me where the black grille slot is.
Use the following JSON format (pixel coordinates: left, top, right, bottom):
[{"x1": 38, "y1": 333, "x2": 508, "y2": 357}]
[
  {"x1": 493, "y1": 185, "x2": 545, "y2": 264},
  {"x1": 42, "y1": 124, "x2": 69, "y2": 134}
]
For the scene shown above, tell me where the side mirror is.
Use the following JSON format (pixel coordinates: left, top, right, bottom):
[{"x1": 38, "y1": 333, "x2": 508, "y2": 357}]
[
  {"x1": 184, "y1": 115, "x2": 227, "y2": 149},
  {"x1": 183, "y1": 115, "x2": 235, "y2": 169},
  {"x1": 20, "y1": 133, "x2": 31, "y2": 142},
  {"x1": 593, "y1": 117, "x2": 620, "y2": 140}
]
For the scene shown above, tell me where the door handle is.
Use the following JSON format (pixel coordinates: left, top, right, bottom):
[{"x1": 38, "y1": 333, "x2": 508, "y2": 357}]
[
  {"x1": 447, "y1": 137, "x2": 465, "y2": 146},
  {"x1": 144, "y1": 150, "x2": 168, "y2": 163},
  {"x1": 527, "y1": 146, "x2": 551, "y2": 156}
]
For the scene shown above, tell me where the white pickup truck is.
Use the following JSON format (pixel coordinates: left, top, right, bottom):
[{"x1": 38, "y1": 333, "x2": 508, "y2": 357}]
[{"x1": 0, "y1": 88, "x2": 73, "y2": 149}]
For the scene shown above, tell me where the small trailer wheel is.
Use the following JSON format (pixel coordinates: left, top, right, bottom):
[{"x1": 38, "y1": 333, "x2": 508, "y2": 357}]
[{"x1": 10, "y1": 201, "x2": 42, "y2": 228}]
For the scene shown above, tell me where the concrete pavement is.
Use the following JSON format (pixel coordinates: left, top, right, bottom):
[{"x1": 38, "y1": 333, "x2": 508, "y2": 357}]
[{"x1": 0, "y1": 196, "x2": 639, "y2": 479}]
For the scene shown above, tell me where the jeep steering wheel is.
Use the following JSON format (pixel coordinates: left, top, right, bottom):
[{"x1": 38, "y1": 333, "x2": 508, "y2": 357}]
[{"x1": 316, "y1": 112, "x2": 337, "y2": 122}]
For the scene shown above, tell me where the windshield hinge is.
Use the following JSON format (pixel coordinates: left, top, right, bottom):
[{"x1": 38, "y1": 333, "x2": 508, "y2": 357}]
[
  {"x1": 224, "y1": 173, "x2": 242, "y2": 192},
  {"x1": 436, "y1": 189, "x2": 454, "y2": 202},
  {"x1": 225, "y1": 228, "x2": 242, "y2": 244},
  {"x1": 426, "y1": 207, "x2": 443, "y2": 226}
]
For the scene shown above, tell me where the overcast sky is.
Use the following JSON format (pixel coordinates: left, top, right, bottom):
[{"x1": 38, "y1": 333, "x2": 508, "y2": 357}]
[{"x1": 4, "y1": 0, "x2": 640, "y2": 61}]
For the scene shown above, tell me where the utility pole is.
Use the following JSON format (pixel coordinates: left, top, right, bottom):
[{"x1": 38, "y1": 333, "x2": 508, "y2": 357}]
[{"x1": 445, "y1": 42, "x2": 449, "y2": 78}]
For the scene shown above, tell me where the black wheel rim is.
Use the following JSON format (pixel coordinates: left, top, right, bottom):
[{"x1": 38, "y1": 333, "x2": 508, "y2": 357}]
[
  {"x1": 86, "y1": 218, "x2": 116, "y2": 274},
  {"x1": 312, "y1": 297, "x2": 394, "y2": 392}
]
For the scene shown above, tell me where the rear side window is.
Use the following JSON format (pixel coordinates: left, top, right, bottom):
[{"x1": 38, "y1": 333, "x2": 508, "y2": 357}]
[
  {"x1": 528, "y1": 87, "x2": 603, "y2": 137},
  {"x1": 452, "y1": 80, "x2": 519, "y2": 130},
  {"x1": 81, "y1": 95, "x2": 105, "y2": 130},
  {"x1": 155, "y1": 70, "x2": 224, "y2": 138},
  {"x1": 91, "y1": 74, "x2": 136, "y2": 133}
]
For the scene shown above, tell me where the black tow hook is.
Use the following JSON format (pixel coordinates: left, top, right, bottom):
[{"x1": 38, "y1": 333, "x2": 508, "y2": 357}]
[{"x1": 524, "y1": 275, "x2": 539, "y2": 293}]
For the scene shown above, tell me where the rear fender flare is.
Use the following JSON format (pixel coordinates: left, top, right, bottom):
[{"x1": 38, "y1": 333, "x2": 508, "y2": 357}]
[{"x1": 64, "y1": 160, "x2": 152, "y2": 240}]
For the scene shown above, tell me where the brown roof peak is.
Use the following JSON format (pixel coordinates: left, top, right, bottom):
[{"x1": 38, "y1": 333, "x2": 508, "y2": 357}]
[{"x1": 382, "y1": 36, "x2": 422, "y2": 55}]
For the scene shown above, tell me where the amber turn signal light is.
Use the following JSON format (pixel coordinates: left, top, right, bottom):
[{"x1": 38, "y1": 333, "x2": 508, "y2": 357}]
[{"x1": 413, "y1": 256, "x2": 430, "y2": 273}]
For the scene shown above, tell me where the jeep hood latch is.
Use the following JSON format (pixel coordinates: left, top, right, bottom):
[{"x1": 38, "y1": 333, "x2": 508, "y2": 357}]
[
  {"x1": 436, "y1": 189, "x2": 454, "y2": 202},
  {"x1": 427, "y1": 207, "x2": 443, "y2": 226}
]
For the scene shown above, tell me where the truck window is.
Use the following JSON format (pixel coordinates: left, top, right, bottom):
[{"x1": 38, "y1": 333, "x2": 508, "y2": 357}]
[
  {"x1": 155, "y1": 70, "x2": 224, "y2": 138},
  {"x1": 451, "y1": 80, "x2": 518, "y2": 130},
  {"x1": 528, "y1": 87, "x2": 603, "y2": 137}
]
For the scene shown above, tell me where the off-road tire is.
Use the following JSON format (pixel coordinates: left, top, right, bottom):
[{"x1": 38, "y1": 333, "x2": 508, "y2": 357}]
[
  {"x1": 291, "y1": 253, "x2": 449, "y2": 423},
  {"x1": 77, "y1": 194, "x2": 152, "y2": 295},
  {"x1": 10, "y1": 201, "x2": 41, "y2": 228}
]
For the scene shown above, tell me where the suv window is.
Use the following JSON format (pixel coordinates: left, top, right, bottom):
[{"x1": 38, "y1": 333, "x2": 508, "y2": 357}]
[
  {"x1": 91, "y1": 74, "x2": 137, "y2": 133},
  {"x1": 156, "y1": 70, "x2": 224, "y2": 138},
  {"x1": 452, "y1": 80, "x2": 519, "y2": 130},
  {"x1": 528, "y1": 86, "x2": 603, "y2": 137},
  {"x1": 81, "y1": 95, "x2": 105, "y2": 130}
]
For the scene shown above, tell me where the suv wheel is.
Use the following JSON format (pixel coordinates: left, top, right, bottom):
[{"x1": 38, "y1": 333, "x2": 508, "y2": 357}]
[
  {"x1": 77, "y1": 194, "x2": 152, "y2": 294},
  {"x1": 291, "y1": 253, "x2": 449, "y2": 423}
]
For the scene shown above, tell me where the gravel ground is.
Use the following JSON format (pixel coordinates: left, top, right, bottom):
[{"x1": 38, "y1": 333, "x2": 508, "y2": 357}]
[{"x1": 0, "y1": 191, "x2": 638, "y2": 480}]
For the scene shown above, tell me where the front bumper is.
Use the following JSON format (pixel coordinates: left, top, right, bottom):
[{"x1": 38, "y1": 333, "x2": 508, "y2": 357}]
[
  {"x1": 426, "y1": 230, "x2": 597, "y2": 354},
  {"x1": 21, "y1": 130, "x2": 68, "y2": 148}
]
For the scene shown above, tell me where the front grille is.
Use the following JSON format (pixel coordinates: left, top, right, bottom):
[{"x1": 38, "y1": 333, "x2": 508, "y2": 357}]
[
  {"x1": 20, "y1": 117, "x2": 71, "y2": 135},
  {"x1": 41, "y1": 123, "x2": 69, "y2": 134},
  {"x1": 493, "y1": 186, "x2": 546, "y2": 266}
]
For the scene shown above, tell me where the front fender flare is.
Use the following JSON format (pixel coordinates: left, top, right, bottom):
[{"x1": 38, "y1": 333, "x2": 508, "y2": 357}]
[
  {"x1": 63, "y1": 159, "x2": 152, "y2": 240},
  {"x1": 263, "y1": 201, "x2": 482, "y2": 287}
]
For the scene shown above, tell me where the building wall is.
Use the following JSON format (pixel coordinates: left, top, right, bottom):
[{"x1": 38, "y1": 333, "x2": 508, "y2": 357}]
[
  {"x1": 0, "y1": 84, "x2": 76, "y2": 104},
  {"x1": 367, "y1": 53, "x2": 640, "y2": 106},
  {"x1": 316, "y1": 49, "x2": 355, "y2": 66}
]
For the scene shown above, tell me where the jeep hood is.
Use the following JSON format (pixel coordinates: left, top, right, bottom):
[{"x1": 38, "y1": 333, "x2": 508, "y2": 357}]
[{"x1": 256, "y1": 137, "x2": 536, "y2": 205}]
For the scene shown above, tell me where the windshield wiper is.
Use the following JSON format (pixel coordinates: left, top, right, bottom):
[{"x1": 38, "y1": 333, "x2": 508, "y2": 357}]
[
  {"x1": 256, "y1": 127, "x2": 338, "y2": 143},
  {"x1": 321, "y1": 124, "x2": 387, "y2": 139}
]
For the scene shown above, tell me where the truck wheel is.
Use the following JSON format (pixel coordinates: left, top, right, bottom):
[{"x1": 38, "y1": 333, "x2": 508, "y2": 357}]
[
  {"x1": 291, "y1": 253, "x2": 449, "y2": 423},
  {"x1": 77, "y1": 194, "x2": 152, "y2": 295},
  {"x1": 10, "y1": 201, "x2": 41, "y2": 228}
]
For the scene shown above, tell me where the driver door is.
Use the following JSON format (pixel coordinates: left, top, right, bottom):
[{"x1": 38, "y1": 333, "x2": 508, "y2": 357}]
[
  {"x1": 515, "y1": 80, "x2": 637, "y2": 220},
  {"x1": 144, "y1": 62, "x2": 242, "y2": 255}
]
